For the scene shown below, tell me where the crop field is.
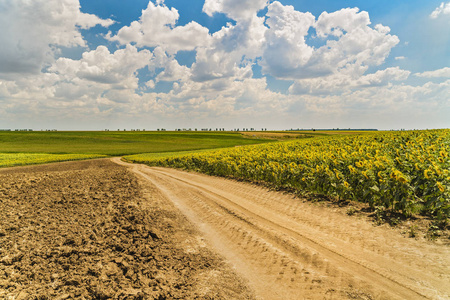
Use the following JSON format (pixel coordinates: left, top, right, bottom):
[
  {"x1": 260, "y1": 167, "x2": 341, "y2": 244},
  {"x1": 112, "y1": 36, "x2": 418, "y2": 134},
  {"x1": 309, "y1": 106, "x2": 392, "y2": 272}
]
[
  {"x1": 125, "y1": 129, "x2": 450, "y2": 220},
  {"x1": 0, "y1": 153, "x2": 107, "y2": 168},
  {"x1": 123, "y1": 148, "x2": 218, "y2": 164},
  {"x1": 0, "y1": 131, "x2": 268, "y2": 156}
]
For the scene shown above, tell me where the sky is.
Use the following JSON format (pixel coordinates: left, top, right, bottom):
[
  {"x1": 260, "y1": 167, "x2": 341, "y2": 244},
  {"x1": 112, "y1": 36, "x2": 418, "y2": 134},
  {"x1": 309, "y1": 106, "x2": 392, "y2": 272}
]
[{"x1": 0, "y1": 0, "x2": 449, "y2": 130}]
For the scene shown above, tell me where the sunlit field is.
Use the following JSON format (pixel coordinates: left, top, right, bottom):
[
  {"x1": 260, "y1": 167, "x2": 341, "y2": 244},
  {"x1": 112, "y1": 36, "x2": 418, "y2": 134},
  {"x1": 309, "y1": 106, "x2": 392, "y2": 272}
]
[
  {"x1": 0, "y1": 153, "x2": 107, "y2": 168},
  {"x1": 125, "y1": 129, "x2": 450, "y2": 220},
  {"x1": 0, "y1": 131, "x2": 269, "y2": 156}
]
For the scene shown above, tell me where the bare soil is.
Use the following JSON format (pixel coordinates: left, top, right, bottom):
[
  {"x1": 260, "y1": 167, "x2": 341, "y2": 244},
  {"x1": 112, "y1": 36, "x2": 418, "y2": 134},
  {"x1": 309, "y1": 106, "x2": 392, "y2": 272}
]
[
  {"x1": 113, "y1": 158, "x2": 450, "y2": 300},
  {"x1": 0, "y1": 159, "x2": 254, "y2": 299}
]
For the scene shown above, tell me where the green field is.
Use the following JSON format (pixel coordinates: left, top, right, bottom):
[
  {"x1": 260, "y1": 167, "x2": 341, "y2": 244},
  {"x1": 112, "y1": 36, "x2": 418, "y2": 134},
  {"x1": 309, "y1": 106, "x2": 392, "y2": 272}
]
[
  {"x1": 0, "y1": 153, "x2": 108, "y2": 168},
  {"x1": 0, "y1": 131, "x2": 269, "y2": 156}
]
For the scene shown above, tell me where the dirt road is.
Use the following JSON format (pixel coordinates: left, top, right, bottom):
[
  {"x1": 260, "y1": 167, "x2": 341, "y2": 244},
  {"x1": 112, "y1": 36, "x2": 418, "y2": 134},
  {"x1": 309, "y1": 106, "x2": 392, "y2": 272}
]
[{"x1": 114, "y1": 158, "x2": 450, "y2": 300}]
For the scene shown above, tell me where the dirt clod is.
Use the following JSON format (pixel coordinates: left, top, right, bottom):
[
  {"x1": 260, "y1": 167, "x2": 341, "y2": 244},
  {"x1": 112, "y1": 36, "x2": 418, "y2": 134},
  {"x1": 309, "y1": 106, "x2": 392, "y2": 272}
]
[{"x1": 0, "y1": 159, "x2": 254, "y2": 299}]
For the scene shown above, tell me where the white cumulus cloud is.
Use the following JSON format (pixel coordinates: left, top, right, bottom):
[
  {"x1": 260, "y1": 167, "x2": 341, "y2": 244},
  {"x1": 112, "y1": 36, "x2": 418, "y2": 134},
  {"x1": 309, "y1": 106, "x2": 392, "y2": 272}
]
[
  {"x1": 0, "y1": 0, "x2": 113, "y2": 77},
  {"x1": 430, "y1": 2, "x2": 450, "y2": 19},
  {"x1": 260, "y1": 3, "x2": 399, "y2": 80},
  {"x1": 415, "y1": 67, "x2": 450, "y2": 78},
  {"x1": 355, "y1": 67, "x2": 411, "y2": 86},
  {"x1": 203, "y1": 0, "x2": 268, "y2": 21},
  {"x1": 315, "y1": 7, "x2": 370, "y2": 37},
  {"x1": 108, "y1": 2, "x2": 211, "y2": 54},
  {"x1": 260, "y1": 1, "x2": 315, "y2": 78},
  {"x1": 50, "y1": 45, "x2": 152, "y2": 89},
  {"x1": 190, "y1": 15, "x2": 266, "y2": 82},
  {"x1": 289, "y1": 67, "x2": 410, "y2": 95},
  {"x1": 149, "y1": 47, "x2": 191, "y2": 83}
]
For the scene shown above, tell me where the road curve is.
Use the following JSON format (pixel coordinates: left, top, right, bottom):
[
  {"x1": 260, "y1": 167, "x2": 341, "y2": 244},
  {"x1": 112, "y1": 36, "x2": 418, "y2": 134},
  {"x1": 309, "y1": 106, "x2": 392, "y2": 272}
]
[{"x1": 113, "y1": 158, "x2": 450, "y2": 300}]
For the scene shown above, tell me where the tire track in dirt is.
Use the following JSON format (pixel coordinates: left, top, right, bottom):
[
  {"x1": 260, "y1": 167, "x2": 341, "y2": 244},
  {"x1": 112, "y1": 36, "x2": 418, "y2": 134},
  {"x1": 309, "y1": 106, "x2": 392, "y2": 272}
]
[{"x1": 113, "y1": 158, "x2": 450, "y2": 300}]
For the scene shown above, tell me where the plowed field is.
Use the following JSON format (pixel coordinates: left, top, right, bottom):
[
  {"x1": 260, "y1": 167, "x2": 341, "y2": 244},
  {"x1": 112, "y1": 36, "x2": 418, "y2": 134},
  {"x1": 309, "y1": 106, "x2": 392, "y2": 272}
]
[{"x1": 0, "y1": 159, "x2": 253, "y2": 299}]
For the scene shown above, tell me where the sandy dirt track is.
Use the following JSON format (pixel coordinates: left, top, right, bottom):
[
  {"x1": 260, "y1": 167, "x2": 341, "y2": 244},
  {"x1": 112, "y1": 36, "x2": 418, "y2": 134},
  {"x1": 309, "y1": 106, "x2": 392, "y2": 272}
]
[{"x1": 114, "y1": 158, "x2": 450, "y2": 300}]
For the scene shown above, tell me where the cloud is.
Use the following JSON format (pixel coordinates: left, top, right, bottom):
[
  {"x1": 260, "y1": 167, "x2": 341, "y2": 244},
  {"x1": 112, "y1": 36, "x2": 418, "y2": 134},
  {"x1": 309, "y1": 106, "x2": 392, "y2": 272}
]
[
  {"x1": 260, "y1": 2, "x2": 315, "y2": 78},
  {"x1": 0, "y1": 44, "x2": 155, "y2": 124},
  {"x1": 109, "y1": 0, "x2": 268, "y2": 84},
  {"x1": 203, "y1": 0, "x2": 268, "y2": 20},
  {"x1": 395, "y1": 56, "x2": 405, "y2": 60},
  {"x1": 195, "y1": 0, "x2": 269, "y2": 85},
  {"x1": 415, "y1": 67, "x2": 450, "y2": 78},
  {"x1": 149, "y1": 47, "x2": 191, "y2": 83},
  {"x1": 355, "y1": 67, "x2": 410, "y2": 86},
  {"x1": 289, "y1": 67, "x2": 410, "y2": 95},
  {"x1": 150, "y1": 76, "x2": 289, "y2": 121},
  {"x1": 109, "y1": 0, "x2": 269, "y2": 83},
  {"x1": 108, "y1": 2, "x2": 211, "y2": 53},
  {"x1": 260, "y1": 4, "x2": 399, "y2": 80},
  {"x1": 50, "y1": 45, "x2": 152, "y2": 90},
  {"x1": 190, "y1": 15, "x2": 266, "y2": 82},
  {"x1": 212, "y1": 16, "x2": 267, "y2": 59},
  {"x1": 145, "y1": 80, "x2": 156, "y2": 89},
  {"x1": 315, "y1": 7, "x2": 370, "y2": 37},
  {"x1": 108, "y1": 0, "x2": 400, "y2": 98},
  {"x1": 430, "y1": 2, "x2": 450, "y2": 19},
  {"x1": 38, "y1": 44, "x2": 189, "y2": 107},
  {"x1": 0, "y1": 0, "x2": 113, "y2": 77},
  {"x1": 190, "y1": 48, "x2": 253, "y2": 83},
  {"x1": 297, "y1": 80, "x2": 450, "y2": 130}
]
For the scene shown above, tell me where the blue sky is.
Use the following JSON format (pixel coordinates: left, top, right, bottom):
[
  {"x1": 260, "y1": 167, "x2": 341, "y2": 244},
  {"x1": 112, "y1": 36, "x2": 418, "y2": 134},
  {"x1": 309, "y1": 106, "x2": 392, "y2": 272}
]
[{"x1": 0, "y1": 0, "x2": 449, "y2": 130}]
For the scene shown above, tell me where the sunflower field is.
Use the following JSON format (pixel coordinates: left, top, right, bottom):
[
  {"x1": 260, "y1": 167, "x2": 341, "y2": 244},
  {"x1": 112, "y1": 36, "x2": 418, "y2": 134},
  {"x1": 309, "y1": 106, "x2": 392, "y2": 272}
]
[{"x1": 126, "y1": 130, "x2": 450, "y2": 219}]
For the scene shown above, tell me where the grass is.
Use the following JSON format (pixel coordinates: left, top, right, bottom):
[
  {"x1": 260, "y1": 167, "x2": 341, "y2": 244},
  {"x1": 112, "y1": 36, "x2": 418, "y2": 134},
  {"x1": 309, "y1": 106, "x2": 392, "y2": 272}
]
[
  {"x1": 0, "y1": 131, "x2": 270, "y2": 156},
  {"x1": 0, "y1": 153, "x2": 107, "y2": 168}
]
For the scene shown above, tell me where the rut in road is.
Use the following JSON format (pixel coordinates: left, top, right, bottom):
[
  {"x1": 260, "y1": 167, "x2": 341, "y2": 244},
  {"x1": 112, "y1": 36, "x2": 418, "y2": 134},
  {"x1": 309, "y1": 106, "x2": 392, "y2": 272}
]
[{"x1": 113, "y1": 158, "x2": 450, "y2": 300}]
